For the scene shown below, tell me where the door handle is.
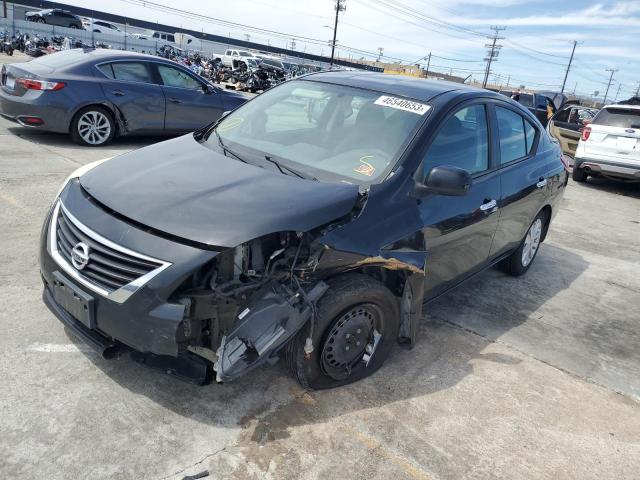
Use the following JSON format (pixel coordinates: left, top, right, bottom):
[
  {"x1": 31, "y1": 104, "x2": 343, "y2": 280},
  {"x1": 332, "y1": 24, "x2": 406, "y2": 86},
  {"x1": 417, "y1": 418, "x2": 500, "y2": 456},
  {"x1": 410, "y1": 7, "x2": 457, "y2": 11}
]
[
  {"x1": 111, "y1": 90, "x2": 125, "y2": 96},
  {"x1": 169, "y1": 98, "x2": 182, "y2": 104},
  {"x1": 479, "y1": 199, "x2": 497, "y2": 212},
  {"x1": 536, "y1": 178, "x2": 548, "y2": 188}
]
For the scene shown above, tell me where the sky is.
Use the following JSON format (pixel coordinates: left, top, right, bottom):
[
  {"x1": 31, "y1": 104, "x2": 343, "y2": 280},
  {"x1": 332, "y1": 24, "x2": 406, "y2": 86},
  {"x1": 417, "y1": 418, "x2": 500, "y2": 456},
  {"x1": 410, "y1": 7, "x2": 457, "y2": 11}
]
[{"x1": 62, "y1": 0, "x2": 640, "y2": 99}]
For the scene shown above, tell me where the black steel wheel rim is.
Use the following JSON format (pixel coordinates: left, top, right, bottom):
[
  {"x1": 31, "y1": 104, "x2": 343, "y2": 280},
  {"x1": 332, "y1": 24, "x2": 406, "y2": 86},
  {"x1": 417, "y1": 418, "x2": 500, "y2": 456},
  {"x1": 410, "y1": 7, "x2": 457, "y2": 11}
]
[{"x1": 320, "y1": 303, "x2": 382, "y2": 380}]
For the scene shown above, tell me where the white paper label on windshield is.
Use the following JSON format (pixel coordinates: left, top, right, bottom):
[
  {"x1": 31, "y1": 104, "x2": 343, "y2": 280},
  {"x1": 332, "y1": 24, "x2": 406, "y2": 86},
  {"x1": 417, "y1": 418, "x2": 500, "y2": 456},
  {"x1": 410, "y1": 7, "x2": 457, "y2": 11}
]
[{"x1": 374, "y1": 96, "x2": 430, "y2": 115}]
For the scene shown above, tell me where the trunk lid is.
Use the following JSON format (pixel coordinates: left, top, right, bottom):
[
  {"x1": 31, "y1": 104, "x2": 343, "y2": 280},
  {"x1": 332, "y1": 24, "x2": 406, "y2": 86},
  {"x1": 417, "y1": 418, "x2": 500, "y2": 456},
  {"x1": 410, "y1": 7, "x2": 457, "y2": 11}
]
[
  {"x1": 80, "y1": 134, "x2": 360, "y2": 248},
  {"x1": 584, "y1": 107, "x2": 640, "y2": 162}
]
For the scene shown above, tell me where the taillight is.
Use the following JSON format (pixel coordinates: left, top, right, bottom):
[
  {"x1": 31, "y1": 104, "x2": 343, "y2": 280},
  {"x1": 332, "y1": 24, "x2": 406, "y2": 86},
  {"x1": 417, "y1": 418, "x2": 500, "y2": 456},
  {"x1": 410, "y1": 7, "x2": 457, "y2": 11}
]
[
  {"x1": 16, "y1": 78, "x2": 66, "y2": 91},
  {"x1": 581, "y1": 126, "x2": 591, "y2": 141}
]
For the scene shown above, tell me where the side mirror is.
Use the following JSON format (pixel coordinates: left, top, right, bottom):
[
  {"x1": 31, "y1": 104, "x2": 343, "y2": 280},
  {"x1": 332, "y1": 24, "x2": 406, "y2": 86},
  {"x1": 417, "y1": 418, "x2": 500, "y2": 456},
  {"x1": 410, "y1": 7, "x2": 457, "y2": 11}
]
[
  {"x1": 414, "y1": 165, "x2": 472, "y2": 197},
  {"x1": 203, "y1": 83, "x2": 215, "y2": 94}
]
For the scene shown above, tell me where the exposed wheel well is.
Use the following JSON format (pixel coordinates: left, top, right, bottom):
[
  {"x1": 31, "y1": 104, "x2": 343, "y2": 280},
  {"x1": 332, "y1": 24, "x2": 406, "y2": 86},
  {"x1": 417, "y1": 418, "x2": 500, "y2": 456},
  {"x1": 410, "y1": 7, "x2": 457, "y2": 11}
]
[
  {"x1": 540, "y1": 205, "x2": 552, "y2": 242},
  {"x1": 327, "y1": 266, "x2": 408, "y2": 298}
]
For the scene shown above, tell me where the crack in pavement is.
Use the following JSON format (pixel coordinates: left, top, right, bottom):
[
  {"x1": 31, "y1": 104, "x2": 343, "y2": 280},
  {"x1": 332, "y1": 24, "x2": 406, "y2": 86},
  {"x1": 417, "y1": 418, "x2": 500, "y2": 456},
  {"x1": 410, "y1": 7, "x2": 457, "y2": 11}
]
[{"x1": 157, "y1": 446, "x2": 228, "y2": 480}]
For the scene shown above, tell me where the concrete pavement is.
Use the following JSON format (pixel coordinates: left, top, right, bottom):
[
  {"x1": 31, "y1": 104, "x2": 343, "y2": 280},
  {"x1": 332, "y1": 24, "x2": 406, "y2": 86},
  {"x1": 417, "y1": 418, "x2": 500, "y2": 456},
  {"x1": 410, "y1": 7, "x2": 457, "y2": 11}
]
[{"x1": 1, "y1": 52, "x2": 639, "y2": 480}]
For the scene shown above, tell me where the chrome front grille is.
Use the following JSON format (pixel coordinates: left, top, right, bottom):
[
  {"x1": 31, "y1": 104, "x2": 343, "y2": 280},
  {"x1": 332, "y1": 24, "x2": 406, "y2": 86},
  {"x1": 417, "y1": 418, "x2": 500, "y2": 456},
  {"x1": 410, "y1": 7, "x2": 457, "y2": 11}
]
[{"x1": 49, "y1": 201, "x2": 171, "y2": 303}]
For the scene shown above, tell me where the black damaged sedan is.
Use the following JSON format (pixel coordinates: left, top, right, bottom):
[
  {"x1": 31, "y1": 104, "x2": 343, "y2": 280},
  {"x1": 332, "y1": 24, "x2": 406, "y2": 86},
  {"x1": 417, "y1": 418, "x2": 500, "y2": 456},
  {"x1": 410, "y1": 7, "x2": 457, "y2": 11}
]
[{"x1": 40, "y1": 72, "x2": 567, "y2": 389}]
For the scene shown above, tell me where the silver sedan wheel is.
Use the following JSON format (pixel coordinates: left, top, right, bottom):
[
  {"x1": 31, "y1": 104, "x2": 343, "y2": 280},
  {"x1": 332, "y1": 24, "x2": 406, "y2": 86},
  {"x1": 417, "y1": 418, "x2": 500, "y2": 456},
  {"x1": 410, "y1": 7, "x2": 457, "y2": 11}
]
[
  {"x1": 521, "y1": 218, "x2": 543, "y2": 267},
  {"x1": 77, "y1": 111, "x2": 111, "y2": 145}
]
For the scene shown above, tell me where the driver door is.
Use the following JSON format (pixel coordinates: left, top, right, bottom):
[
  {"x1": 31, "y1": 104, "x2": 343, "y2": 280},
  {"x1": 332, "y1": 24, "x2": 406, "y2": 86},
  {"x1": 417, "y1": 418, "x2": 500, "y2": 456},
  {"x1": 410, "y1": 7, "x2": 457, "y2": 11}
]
[{"x1": 418, "y1": 102, "x2": 501, "y2": 300}]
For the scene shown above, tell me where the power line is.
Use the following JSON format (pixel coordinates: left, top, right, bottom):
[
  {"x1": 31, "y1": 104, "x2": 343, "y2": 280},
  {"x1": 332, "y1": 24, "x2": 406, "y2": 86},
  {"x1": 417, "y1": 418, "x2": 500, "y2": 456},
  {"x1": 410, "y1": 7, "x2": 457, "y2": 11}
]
[{"x1": 482, "y1": 26, "x2": 505, "y2": 88}]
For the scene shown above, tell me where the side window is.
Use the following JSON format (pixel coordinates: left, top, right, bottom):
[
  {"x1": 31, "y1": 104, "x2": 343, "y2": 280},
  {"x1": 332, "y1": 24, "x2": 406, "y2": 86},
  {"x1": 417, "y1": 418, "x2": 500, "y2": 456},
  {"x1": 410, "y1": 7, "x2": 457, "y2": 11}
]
[
  {"x1": 157, "y1": 65, "x2": 202, "y2": 90},
  {"x1": 524, "y1": 119, "x2": 537, "y2": 154},
  {"x1": 97, "y1": 63, "x2": 115, "y2": 79},
  {"x1": 423, "y1": 104, "x2": 489, "y2": 175},
  {"x1": 153, "y1": 32, "x2": 160, "y2": 38},
  {"x1": 167, "y1": 34, "x2": 176, "y2": 43},
  {"x1": 225, "y1": 50, "x2": 231, "y2": 56},
  {"x1": 110, "y1": 62, "x2": 152, "y2": 83},
  {"x1": 555, "y1": 108, "x2": 570, "y2": 123},
  {"x1": 496, "y1": 106, "x2": 527, "y2": 164}
]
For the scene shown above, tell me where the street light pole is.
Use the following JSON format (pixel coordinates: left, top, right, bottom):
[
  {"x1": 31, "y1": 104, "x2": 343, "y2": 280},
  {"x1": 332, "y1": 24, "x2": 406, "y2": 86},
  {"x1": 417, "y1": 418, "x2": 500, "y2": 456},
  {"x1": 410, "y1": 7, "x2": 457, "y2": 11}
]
[
  {"x1": 330, "y1": 0, "x2": 346, "y2": 68},
  {"x1": 425, "y1": 51, "x2": 431, "y2": 77}
]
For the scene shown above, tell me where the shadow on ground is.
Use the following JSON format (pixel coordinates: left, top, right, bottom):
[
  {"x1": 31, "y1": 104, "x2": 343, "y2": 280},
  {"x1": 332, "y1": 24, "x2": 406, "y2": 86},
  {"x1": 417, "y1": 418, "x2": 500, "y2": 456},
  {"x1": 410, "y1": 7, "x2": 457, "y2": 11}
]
[
  {"x1": 66, "y1": 243, "x2": 587, "y2": 442},
  {"x1": 7, "y1": 126, "x2": 169, "y2": 151},
  {"x1": 575, "y1": 176, "x2": 640, "y2": 199}
]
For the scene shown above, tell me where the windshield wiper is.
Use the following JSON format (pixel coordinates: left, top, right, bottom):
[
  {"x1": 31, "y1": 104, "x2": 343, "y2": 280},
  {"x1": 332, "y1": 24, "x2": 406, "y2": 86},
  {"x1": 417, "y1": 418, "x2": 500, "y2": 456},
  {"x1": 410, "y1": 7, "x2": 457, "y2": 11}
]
[
  {"x1": 264, "y1": 155, "x2": 317, "y2": 181},
  {"x1": 213, "y1": 129, "x2": 248, "y2": 164}
]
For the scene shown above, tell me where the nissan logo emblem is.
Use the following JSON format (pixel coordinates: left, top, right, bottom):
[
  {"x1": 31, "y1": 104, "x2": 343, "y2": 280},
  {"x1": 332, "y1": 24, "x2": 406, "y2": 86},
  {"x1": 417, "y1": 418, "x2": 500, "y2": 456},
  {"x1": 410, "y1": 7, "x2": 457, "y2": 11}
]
[{"x1": 71, "y1": 242, "x2": 90, "y2": 270}]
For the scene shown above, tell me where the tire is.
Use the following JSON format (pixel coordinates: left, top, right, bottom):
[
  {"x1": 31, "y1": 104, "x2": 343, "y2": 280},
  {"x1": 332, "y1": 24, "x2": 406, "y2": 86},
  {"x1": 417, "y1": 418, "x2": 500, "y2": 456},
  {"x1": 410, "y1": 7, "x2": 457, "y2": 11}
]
[
  {"x1": 572, "y1": 165, "x2": 588, "y2": 182},
  {"x1": 7, "y1": 48, "x2": 14, "y2": 56},
  {"x1": 285, "y1": 273, "x2": 400, "y2": 390},
  {"x1": 499, "y1": 210, "x2": 547, "y2": 276},
  {"x1": 36, "y1": 18, "x2": 46, "y2": 23},
  {"x1": 70, "y1": 25, "x2": 78, "y2": 29},
  {"x1": 70, "y1": 106, "x2": 116, "y2": 147}
]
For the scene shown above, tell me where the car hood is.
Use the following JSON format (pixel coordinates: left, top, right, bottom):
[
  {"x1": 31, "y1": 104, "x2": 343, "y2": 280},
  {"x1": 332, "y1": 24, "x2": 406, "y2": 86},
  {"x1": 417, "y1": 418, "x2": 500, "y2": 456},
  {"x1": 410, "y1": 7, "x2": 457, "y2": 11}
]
[{"x1": 80, "y1": 134, "x2": 360, "y2": 248}]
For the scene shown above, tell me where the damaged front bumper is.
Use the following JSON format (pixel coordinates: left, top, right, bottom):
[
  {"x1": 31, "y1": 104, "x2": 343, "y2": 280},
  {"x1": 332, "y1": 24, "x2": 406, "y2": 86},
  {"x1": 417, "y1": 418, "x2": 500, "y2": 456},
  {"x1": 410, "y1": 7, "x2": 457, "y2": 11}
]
[{"x1": 40, "y1": 181, "x2": 331, "y2": 384}]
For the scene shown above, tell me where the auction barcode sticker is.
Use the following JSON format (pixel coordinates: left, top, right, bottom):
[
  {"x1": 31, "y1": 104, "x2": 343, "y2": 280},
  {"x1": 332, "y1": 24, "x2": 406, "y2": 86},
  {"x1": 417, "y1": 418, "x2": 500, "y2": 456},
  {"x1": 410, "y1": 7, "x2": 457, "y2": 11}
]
[{"x1": 374, "y1": 96, "x2": 431, "y2": 115}]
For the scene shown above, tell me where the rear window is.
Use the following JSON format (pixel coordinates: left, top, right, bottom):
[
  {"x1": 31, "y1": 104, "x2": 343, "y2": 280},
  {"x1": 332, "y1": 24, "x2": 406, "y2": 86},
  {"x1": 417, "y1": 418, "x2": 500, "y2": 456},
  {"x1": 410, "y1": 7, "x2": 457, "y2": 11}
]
[
  {"x1": 518, "y1": 94, "x2": 534, "y2": 108},
  {"x1": 592, "y1": 108, "x2": 640, "y2": 128},
  {"x1": 30, "y1": 49, "x2": 87, "y2": 68}
]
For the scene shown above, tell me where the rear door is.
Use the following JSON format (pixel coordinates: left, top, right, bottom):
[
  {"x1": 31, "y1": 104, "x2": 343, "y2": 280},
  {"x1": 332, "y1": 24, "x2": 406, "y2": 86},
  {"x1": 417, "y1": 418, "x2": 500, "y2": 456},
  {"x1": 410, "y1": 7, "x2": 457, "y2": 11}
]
[
  {"x1": 96, "y1": 61, "x2": 165, "y2": 133},
  {"x1": 583, "y1": 107, "x2": 640, "y2": 164},
  {"x1": 549, "y1": 106, "x2": 581, "y2": 155},
  {"x1": 490, "y1": 103, "x2": 549, "y2": 257},
  {"x1": 154, "y1": 63, "x2": 225, "y2": 132},
  {"x1": 418, "y1": 102, "x2": 501, "y2": 299}
]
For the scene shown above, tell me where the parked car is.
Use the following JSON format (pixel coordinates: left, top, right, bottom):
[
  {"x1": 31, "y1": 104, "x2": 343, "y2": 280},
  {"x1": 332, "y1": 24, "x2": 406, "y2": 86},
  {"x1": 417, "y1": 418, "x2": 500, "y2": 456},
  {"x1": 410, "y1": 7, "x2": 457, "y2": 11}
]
[
  {"x1": 0, "y1": 49, "x2": 246, "y2": 146},
  {"x1": 25, "y1": 9, "x2": 84, "y2": 29},
  {"x1": 84, "y1": 19, "x2": 127, "y2": 37},
  {"x1": 150, "y1": 31, "x2": 178, "y2": 47},
  {"x1": 500, "y1": 90, "x2": 556, "y2": 126},
  {"x1": 547, "y1": 105, "x2": 598, "y2": 157},
  {"x1": 573, "y1": 104, "x2": 640, "y2": 182},
  {"x1": 222, "y1": 49, "x2": 260, "y2": 68},
  {"x1": 39, "y1": 73, "x2": 566, "y2": 388}
]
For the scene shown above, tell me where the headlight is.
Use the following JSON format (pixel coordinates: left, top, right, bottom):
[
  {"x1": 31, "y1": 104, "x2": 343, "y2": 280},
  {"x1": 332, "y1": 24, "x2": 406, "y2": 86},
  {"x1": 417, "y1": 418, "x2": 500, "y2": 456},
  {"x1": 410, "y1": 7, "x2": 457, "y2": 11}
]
[{"x1": 54, "y1": 157, "x2": 111, "y2": 200}]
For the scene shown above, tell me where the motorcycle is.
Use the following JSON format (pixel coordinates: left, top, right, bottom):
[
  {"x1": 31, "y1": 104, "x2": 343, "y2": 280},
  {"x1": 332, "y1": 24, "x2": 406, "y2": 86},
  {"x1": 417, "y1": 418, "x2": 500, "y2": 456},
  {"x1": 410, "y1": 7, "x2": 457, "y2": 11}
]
[{"x1": 1, "y1": 31, "x2": 14, "y2": 56}]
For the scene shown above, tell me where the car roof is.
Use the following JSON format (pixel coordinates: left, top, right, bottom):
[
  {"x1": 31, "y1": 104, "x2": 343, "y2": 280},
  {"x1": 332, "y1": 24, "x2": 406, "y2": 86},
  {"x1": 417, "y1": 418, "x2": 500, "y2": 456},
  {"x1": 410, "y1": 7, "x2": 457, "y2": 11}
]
[
  {"x1": 302, "y1": 71, "x2": 484, "y2": 102},
  {"x1": 603, "y1": 104, "x2": 640, "y2": 110},
  {"x1": 81, "y1": 48, "x2": 170, "y2": 61}
]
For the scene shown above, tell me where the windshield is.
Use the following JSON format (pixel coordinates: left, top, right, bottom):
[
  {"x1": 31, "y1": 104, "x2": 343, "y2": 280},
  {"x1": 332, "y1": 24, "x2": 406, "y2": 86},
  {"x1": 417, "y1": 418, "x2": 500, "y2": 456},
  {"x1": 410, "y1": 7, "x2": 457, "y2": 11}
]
[
  {"x1": 205, "y1": 80, "x2": 429, "y2": 184},
  {"x1": 592, "y1": 108, "x2": 640, "y2": 128}
]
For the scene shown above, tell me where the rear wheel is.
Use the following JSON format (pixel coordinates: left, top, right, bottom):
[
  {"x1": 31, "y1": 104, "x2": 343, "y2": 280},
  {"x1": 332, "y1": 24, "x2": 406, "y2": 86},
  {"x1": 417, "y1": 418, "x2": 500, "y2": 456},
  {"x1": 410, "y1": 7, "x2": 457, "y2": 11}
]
[
  {"x1": 572, "y1": 165, "x2": 588, "y2": 182},
  {"x1": 36, "y1": 17, "x2": 46, "y2": 23},
  {"x1": 70, "y1": 106, "x2": 115, "y2": 147},
  {"x1": 285, "y1": 274, "x2": 400, "y2": 390},
  {"x1": 499, "y1": 211, "x2": 547, "y2": 276}
]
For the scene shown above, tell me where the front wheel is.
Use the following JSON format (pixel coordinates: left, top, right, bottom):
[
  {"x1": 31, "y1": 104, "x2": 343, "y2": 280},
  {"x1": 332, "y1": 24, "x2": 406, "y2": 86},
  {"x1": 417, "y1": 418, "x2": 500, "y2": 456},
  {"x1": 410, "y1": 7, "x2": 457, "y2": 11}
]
[
  {"x1": 70, "y1": 107, "x2": 115, "y2": 147},
  {"x1": 499, "y1": 211, "x2": 547, "y2": 276},
  {"x1": 285, "y1": 274, "x2": 400, "y2": 390}
]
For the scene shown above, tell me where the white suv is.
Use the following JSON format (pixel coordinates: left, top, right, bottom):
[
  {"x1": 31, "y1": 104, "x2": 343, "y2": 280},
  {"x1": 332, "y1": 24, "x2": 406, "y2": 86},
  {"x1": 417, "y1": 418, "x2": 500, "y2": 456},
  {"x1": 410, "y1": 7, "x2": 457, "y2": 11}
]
[{"x1": 573, "y1": 104, "x2": 640, "y2": 183}]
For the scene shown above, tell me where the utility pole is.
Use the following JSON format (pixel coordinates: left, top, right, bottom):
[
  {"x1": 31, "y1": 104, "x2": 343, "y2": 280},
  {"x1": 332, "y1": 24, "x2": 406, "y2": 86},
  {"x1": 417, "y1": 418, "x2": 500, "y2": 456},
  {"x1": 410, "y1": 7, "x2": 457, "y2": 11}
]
[
  {"x1": 482, "y1": 26, "x2": 505, "y2": 89},
  {"x1": 572, "y1": 82, "x2": 577, "y2": 95},
  {"x1": 425, "y1": 52, "x2": 431, "y2": 77},
  {"x1": 560, "y1": 40, "x2": 577, "y2": 94},
  {"x1": 3, "y1": 0, "x2": 7, "y2": 19},
  {"x1": 330, "y1": 0, "x2": 346, "y2": 68},
  {"x1": 613, "y1": 83, "x2": 622, "y2": 103},
  {"x1": 506, "y1": 75, "x2": 510, "y2": 88},
  {"x1": 635, "y1": 82, "x2": 640, "y2": 98},
  {"x1": 602, "y1": 68, "x2": 618, "y2": 105},
  {"x1": 377, "y1": 47, "x2": 384, "y2": 62}
]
